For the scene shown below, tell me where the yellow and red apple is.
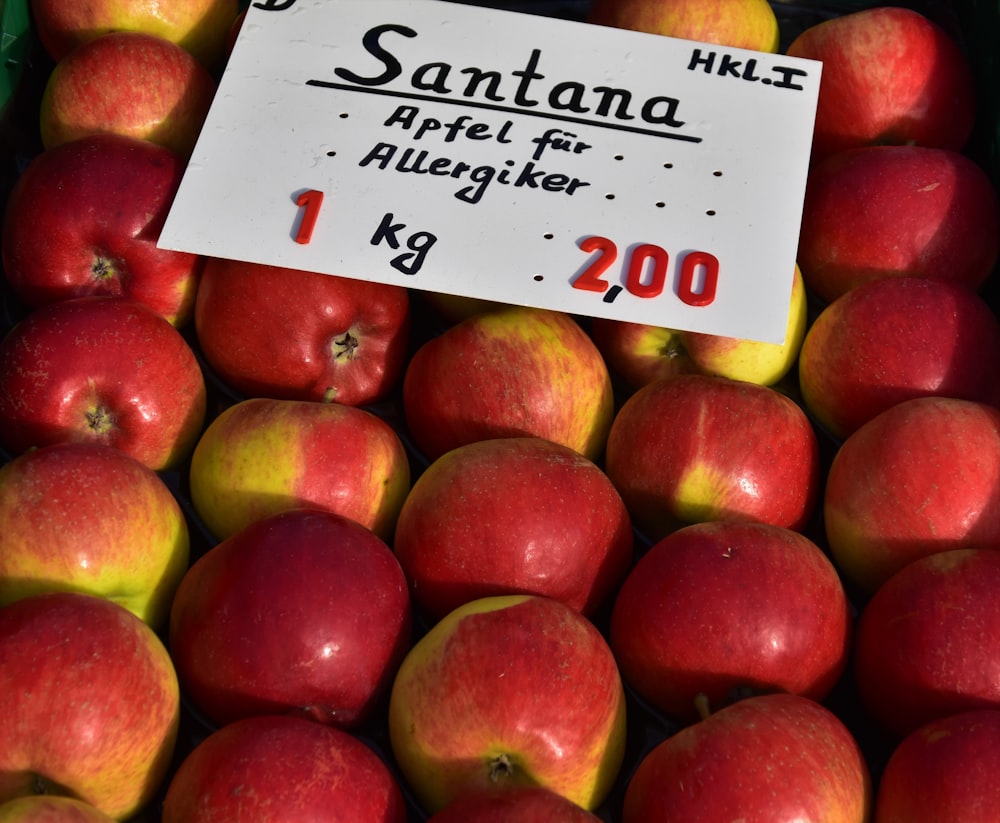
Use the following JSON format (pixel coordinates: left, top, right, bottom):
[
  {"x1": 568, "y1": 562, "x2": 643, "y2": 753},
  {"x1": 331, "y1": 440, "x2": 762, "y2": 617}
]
[
  {"x1": 591, "y1": 264, "x2": 807, "y2": 389},
  {"x1": 388, "y1": 594, "x2": 627, "y2": 814},
  {"x1": 188, "y1": 396, "x2": 411, "y2": 542}
]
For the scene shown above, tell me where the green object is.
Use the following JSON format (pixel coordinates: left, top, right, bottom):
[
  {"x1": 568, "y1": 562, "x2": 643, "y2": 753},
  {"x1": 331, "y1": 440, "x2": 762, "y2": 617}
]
[{"x1": 0, "y1": 0, "x2": 32, "y2": 117}]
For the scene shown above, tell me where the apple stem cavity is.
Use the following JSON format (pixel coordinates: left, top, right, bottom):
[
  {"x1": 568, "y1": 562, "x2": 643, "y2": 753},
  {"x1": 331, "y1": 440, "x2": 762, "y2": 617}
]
[
  {"x1": 332, "y1": 331, "x2": 360, "y2": 360},
  {"x1": 85, "y1": 405, "x2": 116, "y2": 434},
  {"x1": 489, "y1": 752, "x2": 515, "y2": 782},
  {"x1": 91, "y1": 254, "x2": 122, "y2": 285}
]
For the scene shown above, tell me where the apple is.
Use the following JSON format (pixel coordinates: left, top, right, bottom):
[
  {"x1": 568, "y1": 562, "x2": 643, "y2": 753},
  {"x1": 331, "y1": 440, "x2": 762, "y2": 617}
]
[
  {"x1": 823, "y1": 396, "x2": 1000, "y2": 593},
  {"x1": 1, "y1": 133, "x2": 203, "y2": 327},
  {"x1": 29, "y1": 0, "x2": 241, "y2": 70},
  {"x1": 428, "y1": 785, "x2": 602, "y2": 822},
  {"x1": 402, "y1": 306, "x2": 614, "y2": 463},
  {"x1": 0, "y1": 296, "x2": 207, "y2": 472},
  {"x1": 853, "y1": 548, "x2": 1000, "y2": 738},
  {"x1": 621, "y1": 693, "x2": 872, "y2": 822},
  {"x1": 392, "y1": 435, "x2": 633, "y2": 620},
  {"x1": 39, "y1": 31, "x2": 217, "y2": 158},
  {"x1": 590, "y1": 264, "x2": 806, "y2": 389},
  {"x1": 193, "y1": 257, "x2": 411, "y2": 406},
  {"x1": 161, "y1": 715, "x2": 407, "y2": 823},
  {"x1": 586, "y1": 0, "x2": 780, "y2": 53},
  {"x1": 0, "y1": 442, "x2": 189, "y2": 629},
  {"x1": 796, "y1": 145, "x2": 1000, "y2": 304},
  {"x1": 798, "y1": 276, "x2": 1000, "y2": 441},
  {"x1": 188, "y1": 396, "x2": 411, "y2": 542},
  {"x1": 604, "y1": 373, "x2": 820, "y2": 540},
  {"x1": 169, "y1": 507, "x2": 412, "y2": 730},
  {"x1": 0, "y1": 796, "x2": 116, "y2": 822},
  {"x1": 0, "y1": 592, "x2": 180, "y2": 819},
  {"x1": 609, "y1": 520, "x2": 852, "y2": 724},
  {"x1": 874, "y1": 709, "x2": 1000, "y2": 822},
  {"x1": 387, "y1": 594, "x2": 627, "y2": 814},
  {"x1": 785, "y1": 6, "x2": 977, "y2": 164}
]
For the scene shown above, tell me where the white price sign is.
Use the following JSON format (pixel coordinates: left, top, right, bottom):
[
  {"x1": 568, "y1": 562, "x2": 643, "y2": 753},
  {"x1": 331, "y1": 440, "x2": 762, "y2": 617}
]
[{"x1": 158, "y1": 0, "x2": 821, "y2": 343}]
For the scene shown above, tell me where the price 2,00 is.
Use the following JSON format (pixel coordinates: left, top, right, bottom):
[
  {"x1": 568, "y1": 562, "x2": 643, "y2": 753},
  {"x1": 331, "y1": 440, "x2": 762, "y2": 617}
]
[{"x1": 572, "y1": 236, "x2": 719, "y2": 307}]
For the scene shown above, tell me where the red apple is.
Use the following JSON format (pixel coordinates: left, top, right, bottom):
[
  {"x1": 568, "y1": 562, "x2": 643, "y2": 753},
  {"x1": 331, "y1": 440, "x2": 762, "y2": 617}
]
[
  {"x1": 0, "y1": 296, "x2": 207, "y2": 472},
  {"x1": 590, "y1": 265, "x2": 807, "y2": 390},
  {"x1": 193, "y1": 258, "x2": 411, "y2": 406},
  {"x1": 388, "y1": 594, "x2": 627, "y2": 814},
  {"x1": 39, "y1": 31, "x2": 217, "y2": 158},
  {"x1": 0, "y1": 796, "x2": 116, "y2": 822},
  {"x1": 622, "y1": 693, "x2": 872, "y2": 822},
  {"x1": 161, "y1": 715, "x2": 407, "y2": 823},
  {"x1": 604, "y1": 374, "x2": 820, "y2": 540},
  {"x1": 786, "y1": 6, "x2": 977, "y2": 163},
  {"x1": 30, "y1": 0, "x2": 241, "y2": 70},
  {"x1": 854, "y1": 548, "x2": 1000, "y2": 738},
  {"x1": 586, "y1": 0, "x2": 780, "y2": 53},
  {"x1": 428, "y1": 785, "x2": 602, "y2": 822},
  {"x1": 874, "y1": 709, "x2": 1000, "y2": 822},
  {"x1": 798, "y1": 276, "x2": 1000, "y2": 441},
  {"x1": 392, "y1": 435, "x2": 633, "y2": 620},
  {"x1": 796, "y1": 145, "x2": 999, "y2": 303},
  {"x1": 169, "y1": 508, "x2": 412, "y2": 729},
  {"x1": 609, "y1": 520, "x2": 852, "y2": 723},
  {"x1": 823, "y1": 396, "x2": 1000, "y2": 593},
  {"x1": 0, "y1": 592, "x2": 180, "y2": 819},
  {"x1": 401, "y1": 306, "x2": 614, "y2": 462},
  {"x1": 1, "y1": 133, "x2": 203, "y2": 327},
  {"x1": 188, "y1": 396, "x2": 411, "y2": 542},
  {"x1": 0, "y1": 442, "x2": 190, "y2": 629}
]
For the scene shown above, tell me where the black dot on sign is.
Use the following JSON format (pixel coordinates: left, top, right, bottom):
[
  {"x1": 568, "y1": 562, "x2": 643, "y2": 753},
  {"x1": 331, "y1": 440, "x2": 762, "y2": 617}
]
[{"x1": 603, "y1": 285, "x2": 623, "y2": 303}]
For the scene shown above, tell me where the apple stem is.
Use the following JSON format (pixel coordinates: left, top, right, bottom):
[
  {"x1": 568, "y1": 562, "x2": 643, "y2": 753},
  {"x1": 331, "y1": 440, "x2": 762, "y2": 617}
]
[
  {"x1": 694, "y1": 692, "x2": 712, "y2": 721},
  {"x1": 489, "y1": 753, "x2": 514, "y2": 782}
]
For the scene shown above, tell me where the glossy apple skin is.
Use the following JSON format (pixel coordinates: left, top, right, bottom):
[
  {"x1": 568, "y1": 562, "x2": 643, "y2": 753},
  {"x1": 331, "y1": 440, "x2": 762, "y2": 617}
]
[
  {"x1": 39, "y1": 31, "x2": 217, "y2": 158},
  {"x1": 392, "y1": 436, "x2": 633, "y2": 620},
  {"x1": 590, "y1": 265, "x2": 806, "y2": 389},
  {"x1": 193, "y1": 258, "x2": 411, "y2": 406},
  {"x1": 428, "y1": 786, "x2": 602, "y2": 822},
  {"x1": 0, "y1": 592, "x2": 180, "y2": 819},
  {"x1": 0, "y1": 296, "x2": 207, "y2": 471},
  {"x1": 786, "y1": 6, "x2": 976, "y2": 164},
  {"x1": 0, "y1": 442, "x2": 189, "y2": 629},
  {"x1": 622, "y1": 694, "x2": 872, "y2": 822},
  {"x1": 823, "y1": 397, "x2": 1000, "y2": 593},
  {"x1": 797, "y1": 145, "x2": 999, "y2": 303},
  {"x1": 0, "y1": 796, "x2": 117, "y2": 822},
  {"x1": 874, "y1": 709, "x2": 1000, "y2": 822},
  {"x1": 169, "y1": 508, "x2": 412, "y2": 729},
  {"x1": 586, "y1": 0, "x2": 780, "y2": 52},
  {"x1": 604, "y1": 374, "x2": 820, "y2": 539},
  {"x1": 388, "y1": 595, "x2": 627, "y2": 814},
  {"x1": 30, "y1": 0, "x2": 240, "y2": 69},
  {"x1": 1, "y1": 133, "x2": 203, "y2": 327},
  {"x1": 799, "y1": 277, "x2": 1000, "y2": 441},
  {"x1": 402, "y1": 306, "x2": 614, "y2": 462},
  {"x1": 188, "y1": 396, "x2": 411, "y2": 542},
  {"x1": 854, "y1": 549, "x2": 1000, "y2": 738},
  {"x1": 609, "y1": 521, "x2": 852, "y2": 723},
  {"x1": 161, "y1": 715, "x2": 408, "y2": 823}
]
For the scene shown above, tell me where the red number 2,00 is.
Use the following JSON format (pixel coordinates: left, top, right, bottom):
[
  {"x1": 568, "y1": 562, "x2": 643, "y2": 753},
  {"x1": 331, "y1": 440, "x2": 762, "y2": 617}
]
[{"x1": 573, "y1": 236, "x2": 719, "y2": 307}]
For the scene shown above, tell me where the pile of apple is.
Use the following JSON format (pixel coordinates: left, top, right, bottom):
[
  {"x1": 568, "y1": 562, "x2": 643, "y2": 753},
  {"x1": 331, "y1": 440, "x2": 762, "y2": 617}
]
[{"x1": 2, "y1": 0, "x2": 1000, "y2": 820}]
